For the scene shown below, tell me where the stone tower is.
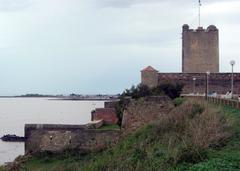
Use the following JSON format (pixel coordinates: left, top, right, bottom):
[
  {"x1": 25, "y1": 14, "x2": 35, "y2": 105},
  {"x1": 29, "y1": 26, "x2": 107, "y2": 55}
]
[
  {"x1": 141, "y1": 66, "x2": 158, "y2": 88},
  {"x1": 182, "y1": 24, "x2": 219, "y2": 73}
]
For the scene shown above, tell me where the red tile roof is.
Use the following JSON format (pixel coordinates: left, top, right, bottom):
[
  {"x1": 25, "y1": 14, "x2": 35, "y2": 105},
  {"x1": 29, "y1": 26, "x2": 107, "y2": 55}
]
[{"x1": 141, "y1": 66, "x2": 158, "y2": 72}]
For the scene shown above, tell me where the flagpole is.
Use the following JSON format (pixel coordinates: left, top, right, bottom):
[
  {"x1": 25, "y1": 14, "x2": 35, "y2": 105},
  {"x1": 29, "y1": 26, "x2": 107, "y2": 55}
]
[{"x1": 199, "y1": 0, "x2": 201, "y2": 27}]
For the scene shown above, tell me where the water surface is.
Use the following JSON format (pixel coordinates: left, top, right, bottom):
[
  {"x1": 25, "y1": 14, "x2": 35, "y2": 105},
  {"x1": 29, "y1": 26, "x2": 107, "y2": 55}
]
[{"x1": 0, "y1": 98, "x2": 104, "y2": 164}]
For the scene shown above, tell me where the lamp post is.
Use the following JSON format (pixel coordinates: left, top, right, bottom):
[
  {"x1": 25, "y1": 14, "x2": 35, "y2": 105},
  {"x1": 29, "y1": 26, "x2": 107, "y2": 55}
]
[
  {"x1": 230, "y1": 60, "x2": 235, "y2": 99},
  {"x1": 205, "y1": 71, "x2": 210, "y2": 100},
  {"x1": 193, "y1": 77, "x2": 196, "y2": 95}
]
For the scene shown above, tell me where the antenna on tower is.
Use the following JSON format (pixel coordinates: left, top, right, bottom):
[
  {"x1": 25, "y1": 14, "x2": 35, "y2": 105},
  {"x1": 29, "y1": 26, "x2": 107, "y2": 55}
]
[{"x1": 198, "y1": 0, "x2": 202, "y2": 27}]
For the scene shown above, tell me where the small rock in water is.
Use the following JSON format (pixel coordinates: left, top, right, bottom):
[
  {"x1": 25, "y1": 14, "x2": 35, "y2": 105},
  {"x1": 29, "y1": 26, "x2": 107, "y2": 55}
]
[{"x1": 1, "y1": 134, "x2": 26, "y2": 142}]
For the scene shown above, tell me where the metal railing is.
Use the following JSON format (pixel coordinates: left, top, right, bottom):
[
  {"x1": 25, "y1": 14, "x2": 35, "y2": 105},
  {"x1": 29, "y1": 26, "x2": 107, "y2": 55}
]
[{"x1": 182, "y1": 94, "x2": 240, "y2": 109}]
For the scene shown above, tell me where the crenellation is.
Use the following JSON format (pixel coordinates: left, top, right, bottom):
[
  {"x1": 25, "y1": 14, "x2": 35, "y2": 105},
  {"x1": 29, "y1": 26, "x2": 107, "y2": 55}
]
[{"x1": 183, "y1": 25, "x2": 218, "y2": 33}]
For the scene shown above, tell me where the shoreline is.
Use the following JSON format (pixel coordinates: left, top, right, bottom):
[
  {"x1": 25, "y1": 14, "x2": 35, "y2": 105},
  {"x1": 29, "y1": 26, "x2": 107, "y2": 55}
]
[{"x1": 0, "y1": 96, "x2": 119, "y2": 101}]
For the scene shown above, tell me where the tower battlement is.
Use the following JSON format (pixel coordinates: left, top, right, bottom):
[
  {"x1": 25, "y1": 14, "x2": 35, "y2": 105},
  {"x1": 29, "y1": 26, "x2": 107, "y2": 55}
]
[{"x1": 183, "y1": 24, "x2": 218, "y2": 33}]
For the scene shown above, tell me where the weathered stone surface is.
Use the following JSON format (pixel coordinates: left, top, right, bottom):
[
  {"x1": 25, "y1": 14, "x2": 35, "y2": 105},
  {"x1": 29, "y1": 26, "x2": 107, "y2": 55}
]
[
  {"x1": 158, "y1": 72, "x2": 240, "y2": 94},
  {"x1": 182, "y1": 25, "x2": 219, "y2": 73},
  {"x1": 121, "y1": 96, "x2": 174, "y2": 134},
  {"x1": 141, "y1": 69, "x2": 240, "y2": 94},
  {"x1": 141, "y1": 66, "x2": 159, "y2": 88},
  {"x1": 25, "y1": 124, "x2": 120, "y2": 154}
]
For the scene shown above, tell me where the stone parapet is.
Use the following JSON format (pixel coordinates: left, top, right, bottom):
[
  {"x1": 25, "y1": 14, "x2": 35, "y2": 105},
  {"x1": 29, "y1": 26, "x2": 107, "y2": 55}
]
[{"x1": 25, "y1": 124, "x2": 120, "y2": 154}]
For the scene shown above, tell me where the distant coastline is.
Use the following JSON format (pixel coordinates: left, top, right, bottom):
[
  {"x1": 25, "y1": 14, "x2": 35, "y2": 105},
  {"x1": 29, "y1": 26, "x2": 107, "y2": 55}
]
[
  {"x1": 51, "y1": 98, "x2": 116, "y2": 101},
  {"x1": 0, "y1": 94, "x2": 120, "y2": 101}
]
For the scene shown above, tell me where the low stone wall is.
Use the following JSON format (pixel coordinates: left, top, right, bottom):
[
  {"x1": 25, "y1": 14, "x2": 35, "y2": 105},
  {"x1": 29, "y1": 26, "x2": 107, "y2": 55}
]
[
  {"x1": 25, "y1": 124, "x2": 120, "y2": 154},
  {"x1": 121, "y1": 96, "x2": 174, "y2": 134},
  {"x1": 104, "y1": 98, "x2": 131, "y2": 109},
  {"x1": 104, "y1": 101, "x2": 119, "y2": 108}
]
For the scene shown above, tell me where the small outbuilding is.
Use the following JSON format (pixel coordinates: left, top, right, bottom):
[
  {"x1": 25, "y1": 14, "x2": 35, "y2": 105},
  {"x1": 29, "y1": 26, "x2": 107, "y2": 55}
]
[{"x1": 91, "y1": 108, "x2": 118, "y2": 125}]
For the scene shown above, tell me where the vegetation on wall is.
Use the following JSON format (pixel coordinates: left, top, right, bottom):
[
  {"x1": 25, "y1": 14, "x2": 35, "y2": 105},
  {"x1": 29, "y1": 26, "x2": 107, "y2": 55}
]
[
  {"x1": 16, "y1": 99, "x2": 240, "y2": 171},
  {"x1": 173, "y1": 97, "x2": 186, "y2": 107},
  {"x1": 98, "y1": 124, "x2": 120, "y2": 130},
  {"x1": 115, "y1": 96, "x2": 129, "y2": 126},
  {"x1": 156, "y1": 82, "x2": 183, "y2": 99},
  {"x1": 115, "y1": 82, "x2": 183, "y2": 125}
]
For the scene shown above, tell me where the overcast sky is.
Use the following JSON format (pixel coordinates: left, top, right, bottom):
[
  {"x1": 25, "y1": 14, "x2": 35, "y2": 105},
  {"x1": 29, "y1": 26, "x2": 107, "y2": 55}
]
[{"x1": 0, "y1": 0, "x2": 239, "y2": 95}]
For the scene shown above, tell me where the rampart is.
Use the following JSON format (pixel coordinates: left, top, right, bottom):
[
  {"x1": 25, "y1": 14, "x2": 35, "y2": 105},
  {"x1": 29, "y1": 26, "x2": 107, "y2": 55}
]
[
  {"x1": 25, "y1": 124, "x2": 120, "y2": 154},
  {"x1": 141, "y1": 66, "x2": 240, "y2": 94},
  {"x1": 158, "y1": 72, "x2": 240, "y2": 94},
  {"x1": 121, "y1": 96, "x2": 174, "y2": 134}
]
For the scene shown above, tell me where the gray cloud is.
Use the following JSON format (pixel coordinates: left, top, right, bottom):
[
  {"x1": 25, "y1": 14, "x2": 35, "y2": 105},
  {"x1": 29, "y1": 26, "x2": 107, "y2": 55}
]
[
  {"x1": 0, "y1": 0, "x2": 239, "y2": 95},
  {"x1": 96, "y1": 0, "x2": 159, "y2": 8},
  {"x1": 0, "y1": 0, "x2": 34, "y2": 11},
  {"x1": 96, "y1": 0, "x2": 233, "y2": 8}
]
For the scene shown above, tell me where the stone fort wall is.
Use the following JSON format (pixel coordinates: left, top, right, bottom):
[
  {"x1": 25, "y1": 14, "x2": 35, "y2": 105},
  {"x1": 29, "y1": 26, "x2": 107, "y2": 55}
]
[
  {"x1": 141, "y1": 70, "x2": 240, "y2": 94},
  {"x1": 25, "y1": 96, "x2": 173, "y2": 154},
  {"x1": 121, "y1": 96, "x2": 174, "y2": 134},
  {"x1": 25, "y1": 124, "x2": 120, "y2": 154},
  {"x1": 158, "y1": 73, "x2": 240, "y2": 94}
]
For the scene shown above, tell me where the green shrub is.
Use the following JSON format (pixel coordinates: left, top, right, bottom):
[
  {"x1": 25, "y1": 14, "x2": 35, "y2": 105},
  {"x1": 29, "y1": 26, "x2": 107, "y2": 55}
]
[
  {"x1": 122, "y1": 84, "x2": 151, "y2": 99},
  {"x1": 115, "y1": 96, "x2": 131, "y2": 126},
  {"x1": 130, "y1": 148, "x2": 146, "y2": 163},
  {"x1": 98, "y1": 124, "x2": 120, "y2": 130},
  {"x1": 173, "y1": 97, "x2": 185, "y2": 106},
  {"x1": 188, "y1": 156, "x2": 240, "y2": 171},
  {"x1": 122, "y1": 82, "x2": 183, "y2": 100},
  {"x1": 174, "y1": 146, "x2": 207, "y2": 164},
  {"x1": 155, "y1": 82, "x2": 183, "y2": 99}
]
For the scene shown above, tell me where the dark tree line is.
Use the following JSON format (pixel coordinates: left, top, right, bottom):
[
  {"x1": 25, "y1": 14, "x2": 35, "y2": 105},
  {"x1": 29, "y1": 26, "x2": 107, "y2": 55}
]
[{"x1": 122, "y1": 82, "x2": 183, "y2": 100}]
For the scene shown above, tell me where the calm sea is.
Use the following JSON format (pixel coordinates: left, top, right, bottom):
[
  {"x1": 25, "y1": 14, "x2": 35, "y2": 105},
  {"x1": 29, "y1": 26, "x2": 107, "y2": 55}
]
[{"x1": 0, "y1": 98, "x2": 104, "y2": 165}]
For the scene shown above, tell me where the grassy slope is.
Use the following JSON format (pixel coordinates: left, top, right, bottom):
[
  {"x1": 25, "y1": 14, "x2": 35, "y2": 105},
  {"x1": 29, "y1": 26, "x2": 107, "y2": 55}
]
[
  {"x1": 17, "y1": 104, "x2": 240, "y2": 171},
  {"x1": 178, "y1": 106, "x2": 240, "y2": 171},
  {"x1": 98, "y1": 124, "x2": 120, "y2": 130}
]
